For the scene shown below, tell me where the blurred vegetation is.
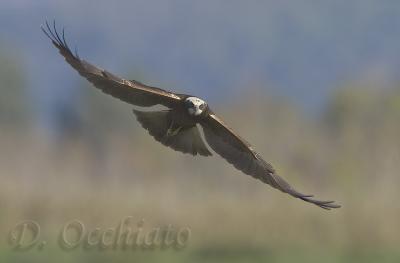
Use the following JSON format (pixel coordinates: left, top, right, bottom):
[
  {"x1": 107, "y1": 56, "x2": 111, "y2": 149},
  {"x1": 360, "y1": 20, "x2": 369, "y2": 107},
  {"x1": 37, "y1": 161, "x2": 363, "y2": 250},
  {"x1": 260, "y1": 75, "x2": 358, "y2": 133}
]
[
  {"x1": 1, "y1": 59, "x2": 400, "y2": 262},
  {"x1": 0, "y1": 50, "x2": 30, "y2": 128}
]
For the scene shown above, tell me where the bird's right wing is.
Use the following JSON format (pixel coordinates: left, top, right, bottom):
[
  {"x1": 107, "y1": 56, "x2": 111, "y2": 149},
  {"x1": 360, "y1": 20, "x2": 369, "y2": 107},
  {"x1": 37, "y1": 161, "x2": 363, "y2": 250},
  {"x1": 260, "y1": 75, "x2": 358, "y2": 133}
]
[
  {"x1": 200, "y1": 113, "x2": 340, "y2": 210},
  {"x1": 42, "y1": 21, "x2": 183, "y2": 108}
]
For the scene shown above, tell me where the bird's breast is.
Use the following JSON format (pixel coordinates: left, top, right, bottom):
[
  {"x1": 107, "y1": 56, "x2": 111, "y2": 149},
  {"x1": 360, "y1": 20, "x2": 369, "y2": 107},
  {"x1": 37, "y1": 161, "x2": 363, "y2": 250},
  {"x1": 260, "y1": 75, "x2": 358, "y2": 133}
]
[{"x1": 169, "y1": 108, "x2": 198, "y2": 127}]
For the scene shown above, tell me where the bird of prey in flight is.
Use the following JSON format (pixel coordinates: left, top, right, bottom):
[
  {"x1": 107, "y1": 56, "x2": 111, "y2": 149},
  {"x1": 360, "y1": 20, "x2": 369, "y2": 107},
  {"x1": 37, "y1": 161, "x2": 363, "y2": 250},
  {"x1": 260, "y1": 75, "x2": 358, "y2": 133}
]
[{"x1": 42, "y1": 21, "x2": 340, "y2": 210}]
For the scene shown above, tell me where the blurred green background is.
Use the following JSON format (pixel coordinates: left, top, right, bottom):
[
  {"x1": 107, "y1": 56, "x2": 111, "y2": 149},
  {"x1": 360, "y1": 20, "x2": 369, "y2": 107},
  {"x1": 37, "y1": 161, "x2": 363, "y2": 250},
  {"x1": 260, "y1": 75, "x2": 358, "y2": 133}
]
[{"x1": 1, "y1": 1, "x2": 400, "y2": 262}]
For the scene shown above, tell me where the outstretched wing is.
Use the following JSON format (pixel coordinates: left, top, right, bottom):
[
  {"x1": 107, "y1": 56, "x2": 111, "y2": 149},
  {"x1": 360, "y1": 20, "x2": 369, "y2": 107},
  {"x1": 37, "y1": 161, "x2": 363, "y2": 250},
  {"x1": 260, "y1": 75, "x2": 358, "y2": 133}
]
[
  {"x1": 133, "y1": 109, "x2": 212, "y2": 156},
  {"x1": 200, "y1": 113, "x2": 340, "y2": 210},
  {"x1": 41, "y1": 21, "x2": 183, "y2": 108}
]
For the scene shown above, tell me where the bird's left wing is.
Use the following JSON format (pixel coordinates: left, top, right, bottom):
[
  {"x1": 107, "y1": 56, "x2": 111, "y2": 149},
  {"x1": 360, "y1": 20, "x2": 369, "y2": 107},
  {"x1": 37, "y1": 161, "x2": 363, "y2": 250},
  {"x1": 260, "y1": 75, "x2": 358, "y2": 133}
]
[
  {"x1": 42, "y1": 21, "x2": 183, "y2": 108},
  {"x1": 200, "y1": 113, "x2": 340, "y2": 210}
]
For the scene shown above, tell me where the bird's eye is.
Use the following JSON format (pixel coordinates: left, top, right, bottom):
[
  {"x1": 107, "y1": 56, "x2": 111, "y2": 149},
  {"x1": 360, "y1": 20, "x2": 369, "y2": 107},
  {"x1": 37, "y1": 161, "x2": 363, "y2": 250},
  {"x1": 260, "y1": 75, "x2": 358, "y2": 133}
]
[
  {"x1": 199, "y1": 104, "x2": 206, "y2": 110},
  {"x1": 185, "y1": 100, "x2": 193, "y2": 107}
]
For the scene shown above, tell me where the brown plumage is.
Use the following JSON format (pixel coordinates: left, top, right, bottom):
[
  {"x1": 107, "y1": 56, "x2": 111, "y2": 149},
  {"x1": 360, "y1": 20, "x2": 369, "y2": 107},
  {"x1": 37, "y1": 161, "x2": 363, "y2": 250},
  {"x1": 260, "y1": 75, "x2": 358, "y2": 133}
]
[{"x1": 42, "y1": 21, "x2": 340, "y2": 210}]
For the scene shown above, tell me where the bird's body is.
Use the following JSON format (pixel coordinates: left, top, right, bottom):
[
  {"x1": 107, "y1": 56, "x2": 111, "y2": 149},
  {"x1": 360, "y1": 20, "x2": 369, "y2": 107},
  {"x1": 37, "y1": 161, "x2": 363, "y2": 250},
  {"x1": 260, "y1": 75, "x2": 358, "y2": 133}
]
[
  {"x1": 133, "y1": 96, "x2": 213, "y2": 156},
  {"x1": 42, "y1": 21, "x2": 340, "y2": 210}
]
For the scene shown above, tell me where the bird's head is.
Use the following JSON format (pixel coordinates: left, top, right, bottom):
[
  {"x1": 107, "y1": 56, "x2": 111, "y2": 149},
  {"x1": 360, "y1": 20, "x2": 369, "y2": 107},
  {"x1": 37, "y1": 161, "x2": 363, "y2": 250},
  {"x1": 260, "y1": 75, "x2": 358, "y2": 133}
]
[{"x1": 184, "y1": 97, "x2": 208, "y2": 116}]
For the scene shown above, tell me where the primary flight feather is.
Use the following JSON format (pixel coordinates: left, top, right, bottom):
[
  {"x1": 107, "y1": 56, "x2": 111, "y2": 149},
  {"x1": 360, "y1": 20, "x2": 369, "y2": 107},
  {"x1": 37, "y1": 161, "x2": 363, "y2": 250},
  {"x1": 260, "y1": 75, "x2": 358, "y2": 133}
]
[{"x1": 42, "y1": 21, "x2": 340, "y2": 210}]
